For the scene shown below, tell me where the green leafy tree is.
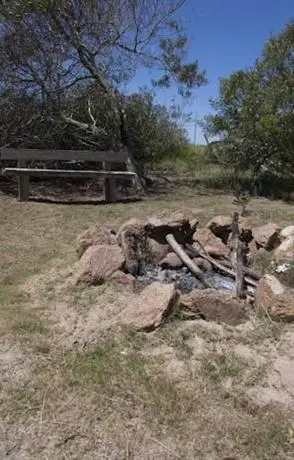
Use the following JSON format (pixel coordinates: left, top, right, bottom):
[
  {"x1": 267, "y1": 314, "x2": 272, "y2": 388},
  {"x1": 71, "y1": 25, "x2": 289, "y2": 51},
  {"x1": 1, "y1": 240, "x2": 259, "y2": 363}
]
[
  {"x1": 203, "y1": 21, "x2": 294, "y2": 195},
  {"x1": 0, "y1": 0, "x2": 206, "y2": 170}
]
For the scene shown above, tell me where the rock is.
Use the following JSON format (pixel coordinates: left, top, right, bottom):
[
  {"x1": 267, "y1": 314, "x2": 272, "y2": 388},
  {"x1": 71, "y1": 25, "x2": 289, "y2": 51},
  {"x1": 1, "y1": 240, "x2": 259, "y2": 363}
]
[
  {"x1": 147, "y1": 238, "x2": 170, "y2": 264},
  {"x1": 246, "y1": 239, "x2": 258, "y2": 264},
  {"x1": 280, "y1": 225, "x2": 294, "y2": 241},
  {"x1": 274, "y1": 236, "x2": 294, "y2": 264},
  {"x1": 110, "y1": 270, "x2": 136, "y2": 287},
  {"x1": 179, "y1": 289, "x2": 248, "y2": 326},
  {"x1": 116, "y1": 219, "x2": 149, "y2": 275},
  {"x1": 159, "y1": 252, "x2": 183, "y2": 269},
  {"x1": 76, "y1": 225, "x2": 115, "y2": 257},
  {"x1": 144, "y1": 212, "x2": 192, "y2": 245},
  {"x1": 239, "y1": 217, "x2": 253, "y2": 243},
  {"x1": 252, "y1": 222, "x2": 281, "y2": 250},
  {"x1": 193, "y1": 228, "x2": 229, "y2": 258},
  {"x1": 206, "y1": 215, "x2": 232, "y2": 243},
  {"x1": 119, "y1": 282, "x2": 179, "y2": 331},
  {"x1": 74, "y1": 245, "x2": 125, "y2": 285},
  {"x1": 192, "y1": 257, "x2": 213, "y2": 272},
  {"x1": 255, "y1": 274, "x2": 294, "y2": 321}
]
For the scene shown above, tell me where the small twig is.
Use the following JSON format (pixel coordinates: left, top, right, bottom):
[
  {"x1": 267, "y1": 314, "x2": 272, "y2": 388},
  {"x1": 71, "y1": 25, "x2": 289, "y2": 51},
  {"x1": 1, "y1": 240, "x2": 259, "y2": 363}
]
[
  {"x1": 149, "y1": 437, "x2": 181, "y2": 459},
  {"x1": 39, "y1": 388, "x2": 49, "y2": 423}
]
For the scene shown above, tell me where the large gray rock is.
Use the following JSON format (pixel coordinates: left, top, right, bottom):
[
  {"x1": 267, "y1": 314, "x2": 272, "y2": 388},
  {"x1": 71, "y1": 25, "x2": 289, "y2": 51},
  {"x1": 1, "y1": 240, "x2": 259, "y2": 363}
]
[
  {"x1": 118, "y1": 282, "x2": 179, "y2": 331},
  {"x1": 179, "y1": 289, "x2": 248, "y2": 326},
  {"x1": 252, "y1": 223, "x2": 281, "y2": 250},
  {"x1": 255, "y1": 274, "x2": 294, "y2": 321},
  {"x1": 193, "y1": 228, "x2": 229, "y2": 258},
  {"x1": 206, "y1": 215, "x2": 232, "y2": 243},
  {"x1": 74, "y1": 245, "x2": 125, "y2": 285}
]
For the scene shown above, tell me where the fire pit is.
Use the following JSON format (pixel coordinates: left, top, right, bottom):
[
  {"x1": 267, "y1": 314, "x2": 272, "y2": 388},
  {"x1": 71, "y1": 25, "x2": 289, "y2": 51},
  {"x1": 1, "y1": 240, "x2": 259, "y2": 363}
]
[
  {"x1": 75, "y1": 211, "x2": 259, "y2": 301},
  {"x1": 136, "y1": 265, "x2": 235, "y2": 294}
]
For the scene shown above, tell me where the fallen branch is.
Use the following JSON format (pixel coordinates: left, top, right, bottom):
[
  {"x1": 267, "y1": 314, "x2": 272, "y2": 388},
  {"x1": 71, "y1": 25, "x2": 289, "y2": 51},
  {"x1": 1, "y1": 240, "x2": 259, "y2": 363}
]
[
  {"x1": 186, "y1": 243, "x2": 257, "y2": 288},
  {"x1": 218, "y1": 258, "x2": 261, "y2": 281},
  {"x1": 229, "y1": 212, "x2": 245, "y2": 298},
  {"x1": 165, "y1": 233, "x2": 209, "y2": 288}
]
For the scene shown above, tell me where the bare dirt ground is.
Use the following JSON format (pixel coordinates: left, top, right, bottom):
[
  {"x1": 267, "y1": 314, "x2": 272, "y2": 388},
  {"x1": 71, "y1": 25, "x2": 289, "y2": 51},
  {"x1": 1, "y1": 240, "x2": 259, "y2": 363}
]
[{"x1": 1, "y1": 183, "x2": 294, "y2": 459}]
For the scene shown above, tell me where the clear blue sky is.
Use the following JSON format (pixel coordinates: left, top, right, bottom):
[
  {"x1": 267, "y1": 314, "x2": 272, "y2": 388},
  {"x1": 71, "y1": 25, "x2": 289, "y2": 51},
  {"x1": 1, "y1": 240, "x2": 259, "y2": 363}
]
[{"x1": 127, "y1": 0, "x2": 293, "y2": 143}]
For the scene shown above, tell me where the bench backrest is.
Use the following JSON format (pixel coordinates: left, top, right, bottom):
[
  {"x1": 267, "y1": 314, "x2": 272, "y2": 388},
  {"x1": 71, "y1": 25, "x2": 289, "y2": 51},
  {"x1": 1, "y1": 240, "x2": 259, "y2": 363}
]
[{"x1": 0, "y1": 148, "x2": 128, "y2": 163}]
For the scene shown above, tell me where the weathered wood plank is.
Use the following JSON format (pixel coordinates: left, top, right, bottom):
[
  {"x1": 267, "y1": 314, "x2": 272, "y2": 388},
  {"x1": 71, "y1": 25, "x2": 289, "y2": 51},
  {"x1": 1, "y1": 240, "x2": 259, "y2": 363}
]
[
  {"x1": 104, "y1": 177, "x2": 117, "y2": 203},
  {"x1": 103, "y1": 161, "x2": 116, "y2": 203},
  {"x1": 0, "y1": 148, "x2": 128, "y2": 163},
  {"x1": 18, "y1": 174, "x2": 30, "y2": 201},
  {"x1": 4, "y1": 168, "x2": 136, "y2": 178},
  {"x1": 229, "y1": 212, "x2": 246, "y2": 299}
]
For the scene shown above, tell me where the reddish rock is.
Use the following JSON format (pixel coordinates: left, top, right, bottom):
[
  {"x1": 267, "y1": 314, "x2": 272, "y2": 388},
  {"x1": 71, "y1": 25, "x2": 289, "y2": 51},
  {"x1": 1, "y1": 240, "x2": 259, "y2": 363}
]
[
  {"x1": 116, "y1": 218, "x2": 149, "y2": 275},
  {"x1": 255, "y1": 275, "x2": 294, "y2": 321},
  {"x1": 148, "y1": 238, "x2": 170, "y2": 264},
  {"x1": 206, "y1": 215, "x2": 232, "y2": 243},
  {"x1": 159, "y1": 252, "x2": 183, "y2": 269},
  {"x1": 274, "y1": 236, "x2": 294, "y2": 264},
  {"x1": 246, "y1": 239, "x2": 261, "y2": 265},
  {"x1": 192, "y1": 257, "x2": 213, "y2": 272},
  {"x1": 252, "y1": 223, "x2": 281, "y2": 250},
  {"x1": 193, "y1": 228, "x2": 229, "y2": 258},
  {"x1": 144, "y1": 212, "x2": 192, "y2": 245},
  {"x1": 119, "y1": 282, "x2": 179, "y2": 331},
  {"x1": 280, "y1": 226, "x2": 294, "y2": 241},
  {"x1": 76, "y1": 224, "x2": 115, "y2": 257},
  {"x1": 110, "y1": 270, "x2": 135, "y2": 286},
  {"x1": 74, "y1": 245, "x2": 125, "y2": 285},
  {"x1": 179, "y1": 289, "x2": 248, "y2": 326}
]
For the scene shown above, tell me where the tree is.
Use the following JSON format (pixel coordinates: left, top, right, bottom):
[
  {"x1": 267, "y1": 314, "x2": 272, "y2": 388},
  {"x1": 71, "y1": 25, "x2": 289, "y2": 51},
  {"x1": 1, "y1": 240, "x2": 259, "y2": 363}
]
[
  {"x1": 0, "y1": 0, "x2": 206, "y2": 167},
  {"x1": 202, "y1": 21, "x2": 294, "y2": 194}
]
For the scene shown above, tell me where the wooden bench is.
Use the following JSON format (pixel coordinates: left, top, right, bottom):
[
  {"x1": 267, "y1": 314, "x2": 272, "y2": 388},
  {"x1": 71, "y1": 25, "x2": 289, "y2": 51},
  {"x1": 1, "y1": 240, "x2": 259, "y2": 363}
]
[{"x1": 0, "y1": 148, "x2": 136, "y2": 202}]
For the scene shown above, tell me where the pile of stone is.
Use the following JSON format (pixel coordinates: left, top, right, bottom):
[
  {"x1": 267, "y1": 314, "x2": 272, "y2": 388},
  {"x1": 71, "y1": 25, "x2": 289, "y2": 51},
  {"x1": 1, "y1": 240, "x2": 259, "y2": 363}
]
[{"x1": 71, "y1": 212, "x2": 294, "y2": 329}]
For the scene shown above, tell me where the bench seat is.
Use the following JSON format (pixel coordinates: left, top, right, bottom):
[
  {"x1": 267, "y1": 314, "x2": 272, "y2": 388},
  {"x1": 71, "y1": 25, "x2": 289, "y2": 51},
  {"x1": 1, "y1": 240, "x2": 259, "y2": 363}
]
[
  {"x1": 4, "y1": 168, "x2": 136, "y2": 178},
  {"x1": 0, "y1": 148, "x2": 137, "y2": 202},
  {"x1": 3, "y1": 168, "x2": 136, "y2": 201}
]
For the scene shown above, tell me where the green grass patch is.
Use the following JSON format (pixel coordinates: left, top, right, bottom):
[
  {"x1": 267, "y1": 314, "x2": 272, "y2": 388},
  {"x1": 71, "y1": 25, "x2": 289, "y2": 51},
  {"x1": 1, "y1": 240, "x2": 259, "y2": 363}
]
[
  {"x1": 201, "y1": 352, "x2": 247, "y2": 385},
  {"x1": 12, "y1": 319, "x2": 47, "y2": 335},
  {"x1": 66, "y1": 338, "x2": 192, "y2": 427}
]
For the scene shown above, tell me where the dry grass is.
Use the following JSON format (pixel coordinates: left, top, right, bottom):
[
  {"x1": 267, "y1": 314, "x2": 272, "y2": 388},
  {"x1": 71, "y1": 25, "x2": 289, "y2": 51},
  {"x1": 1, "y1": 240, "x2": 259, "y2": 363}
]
[{"x1": 1, "y1": 188, "x2": 294, "y2": 459}]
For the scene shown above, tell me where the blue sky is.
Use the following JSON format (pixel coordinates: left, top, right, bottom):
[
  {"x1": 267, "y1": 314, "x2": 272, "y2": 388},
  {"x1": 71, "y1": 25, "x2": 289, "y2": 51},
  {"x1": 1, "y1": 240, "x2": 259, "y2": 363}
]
[{"x1": 127, "y1": 0, "x2": 293, "y2": 143}]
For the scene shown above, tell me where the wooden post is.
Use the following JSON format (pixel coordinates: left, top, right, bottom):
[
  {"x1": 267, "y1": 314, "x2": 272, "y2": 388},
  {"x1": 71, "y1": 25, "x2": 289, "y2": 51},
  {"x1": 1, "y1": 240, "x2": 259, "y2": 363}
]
[
  {"x1": 230, "y1": 212, "x2": 246, "y2": 298},
  {"x1": 103, "y1": 161, "x2": 116, "y2": 203},
  {"x1": 17, "y1": 160, "x2": 30, "y2": 201},
  {"x1": 18, "y1": 174, "x2": 30, "y2": 201}
]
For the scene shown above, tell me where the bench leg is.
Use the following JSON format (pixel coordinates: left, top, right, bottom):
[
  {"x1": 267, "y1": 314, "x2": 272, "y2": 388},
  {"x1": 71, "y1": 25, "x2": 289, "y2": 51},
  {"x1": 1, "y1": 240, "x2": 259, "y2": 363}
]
[
  {"x1": 104, "y1": 178, "x2": 117, "y2": 203},
  {"x1": 18, "y1": 175, "x2": 30, "y2": 201}
]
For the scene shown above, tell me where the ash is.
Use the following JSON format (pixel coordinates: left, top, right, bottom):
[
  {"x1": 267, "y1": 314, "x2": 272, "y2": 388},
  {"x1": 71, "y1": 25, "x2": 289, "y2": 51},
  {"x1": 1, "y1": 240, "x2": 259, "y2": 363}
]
[{"x1": 136, "y1": 265, "x2": 235, "y2": 294}]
